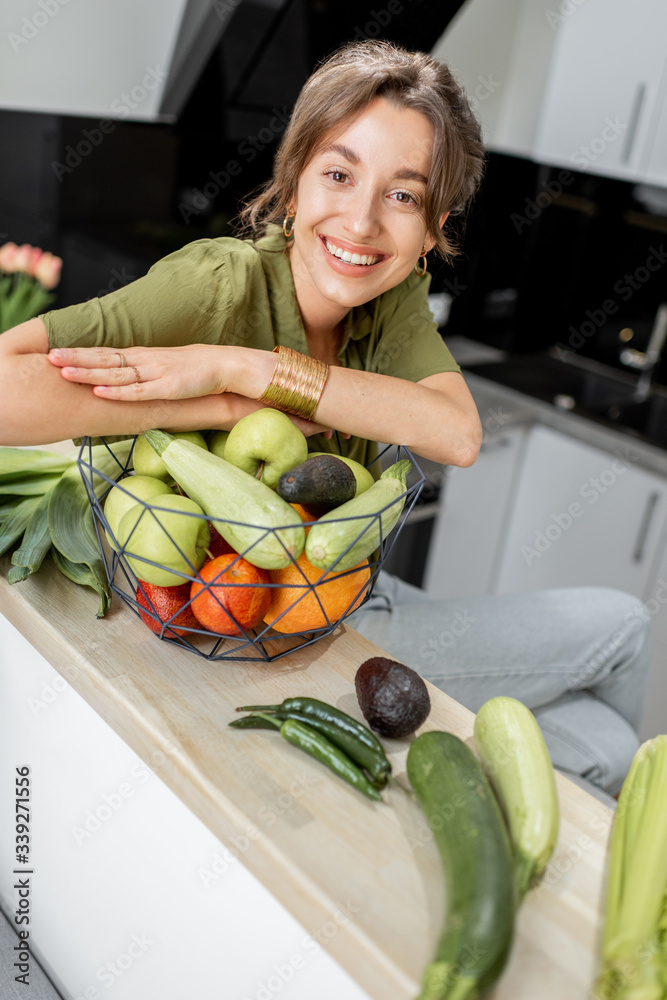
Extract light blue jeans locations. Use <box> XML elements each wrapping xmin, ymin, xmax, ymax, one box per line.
<box><xmin>347</xmin><ymin>572</ymin><xmax>653</xmax><ymax>797</ymax></box>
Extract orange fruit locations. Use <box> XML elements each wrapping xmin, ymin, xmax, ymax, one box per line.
<box><xmin>263</xmin><ymin>552</ymin><xmax>371</xmax><ymax>634</ymax></box>
<box><xmin>290</xmin><ymin>503</ymin><xmax>316</xmax><ymax>533</ymax></box>
<box><xmin>136</xmin><ymin>581</ymin><xmax>200</xmax><ymax>638</ymax></box>
<box><xmin>190</xmin><ymin>553</ymin><xmax>271</xmax><ymax>636</ymax></box>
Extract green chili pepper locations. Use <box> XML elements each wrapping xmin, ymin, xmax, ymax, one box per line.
<box><xmin>228</xmin><ymin>715</ymin><xmax>282</xmax><ymax>731</ymax></box>
<box><xmin>279</xmin><ymin>719</ymin><xmax>383</xmax><ymax>802</ymax></box>
<box><xmin>229</xmin><ymin>711</ymin><xmax>383</xmax><ymax>802</ymax></box>
<box><xmin>270</xmin><ymin>710</ymin><xmax>390</xmax><ymax>788</ymax></box>
<box><xmin>236</xmin><ymin>697</ymin><xmax>392</xmax><ymax>788</ymax></box>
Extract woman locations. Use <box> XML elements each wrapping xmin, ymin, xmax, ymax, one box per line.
<box><xmin>0</xmin><ymin>41</ymin><xmax>650</xmax><ymax>797</ymax></box>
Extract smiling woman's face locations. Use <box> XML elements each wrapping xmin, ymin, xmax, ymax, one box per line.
<box><xmin>288</xmin><ymin>97</ymin><xmax>439</xmax><ymax>327</ymax></box>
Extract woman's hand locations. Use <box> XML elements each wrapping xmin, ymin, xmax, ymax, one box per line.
<box><xmin>47</xmin><ymin>343</ymin><xmax>232</xmax><ymax>401</ymax></box>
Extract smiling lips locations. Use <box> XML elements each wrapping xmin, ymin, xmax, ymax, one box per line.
<box><xmin>322</xmin><ymin>237</ymin><xmax>383</xmax><ymax>267</ymax></box>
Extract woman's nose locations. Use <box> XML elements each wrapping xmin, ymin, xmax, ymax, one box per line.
<box><xmin>343</xmin><ymin>188</ymin><xmax>381</xmax><ymax>239</ymax></box>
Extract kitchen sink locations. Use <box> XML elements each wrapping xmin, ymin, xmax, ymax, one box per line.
<box><xmin>465</xmin><ymin>350</ymin><xmax>667</xmax><ymax>450</ymax></box>
<box><xmin>590</xmin><ymin>393</ymin><xmax>667</xmax><ymax>449</ymax></box>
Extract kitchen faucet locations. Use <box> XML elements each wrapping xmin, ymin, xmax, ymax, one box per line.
<box><xmin>620</xmin><ymin>303</ymin><xmax>667</xmax><ymax>402</ymax></box>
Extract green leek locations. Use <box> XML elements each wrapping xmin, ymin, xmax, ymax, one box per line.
<box><xmin>0</xmin><ymin>497</ymin><xmax>42</xmax><ymax>557</ymax></box>
<box><xmin>48</xmin><ymin>440</ymin><xmax>132</xmax><ymax>617</ymax></box>
<box><xmin>0</xmin><ymin>473</ymin><xmax>64</xmax><ymax>495</ymax></box>
<box><xmin>0</xmin><ymin>447</ymin><xmax>74</xmax><ymax>482</ymax></box>
<box><xmin>8</xmin><ymin>490</ymin><xmax>53</xmax><ymax>582</ymax></box>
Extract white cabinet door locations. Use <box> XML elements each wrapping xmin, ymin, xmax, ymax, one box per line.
<box><xmin>533</xmin><ymin>0</ymin><xmax>667</xmax><ymax>182</ymax></box>
<box><xmin>494</xmin><ymin>425</ymin><xmax>667</xmax><ymax>597</ymax></box>
<box><xmin>423</xmin><ymin>426</ymin><xmax>529</xmax><ymax>599</ymax></box>
<box><xmin>0</xmin><ymin>614</ymin><xmax>372</xmax><ymax>1000</ymax></box>
<box><xmin>638</xmin><ymin>544</ymin><xmax>667</xmax><ymax>739</ymax></box>
<box><xmin>642</xmin><ymin>60</ymin><xmax>667</xmax><ymax>187</ymax></box>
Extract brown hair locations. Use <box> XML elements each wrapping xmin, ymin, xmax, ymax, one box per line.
<box><xmin>236</xmin><ymin>39</ymin><xmax>485</xmax><ymax>260</ymax></box>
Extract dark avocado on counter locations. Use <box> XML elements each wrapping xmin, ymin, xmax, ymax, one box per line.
<box><xmin>355</xmin><ymin>656</ymin><xmax>431</xmax><ymax>738</ymax></box>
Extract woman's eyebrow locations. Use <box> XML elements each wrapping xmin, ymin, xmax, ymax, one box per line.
<box><xmin>321</xmin><ymin>142</ymin><xmax>428</xmax><ymax>185</ymax></box>
<box><xmin>322</xmin><ymin>142</ymin><xmax>360</xmax><ymax>164</ymax></box>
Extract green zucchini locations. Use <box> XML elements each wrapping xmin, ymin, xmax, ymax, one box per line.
<box><xmin>473</xmin><ymin>697</ymin><xmax>560</xmax><ymax>902</ymax></box>
<box><xmin>406</xmin><ymin>731</ymin><xmax>516</xmax><ymax>1000</ymax></box>
<box><xmin>304</xmin><ymin>459</ymin><xmax>411</xmax><ymax>572</ymax></box>
<box><xmin>143</xmin><ymin>429</ymin><xmax>305</xmax><ymax>570</ymax></box>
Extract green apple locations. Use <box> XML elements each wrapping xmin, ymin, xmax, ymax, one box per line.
<box><xmin>104</xmin><ymin>475</ymin><xmax>173</xmax><ymax>550</ymax></box>
<box><xmin>308</xmin><ymin>452</ymin><xmax>375</xmax><ymax>496</ymax></box>
<box><xmin>224</xmin><ymin>408</ymin><xmax>308</xmax><ymax>490</ymax></box>
<box><xmin>117</xmin><ymin>494</ymin><xmax>210</xmax><ymax>587</ymax></box>
<box><xmin>209</xmin><ymin>430</ymin><xmax>229</xmax><ymax>460</ymax></box>
<box><xmin>133</xmin><ymin>430</ymin><xmax>208</xmax><ymax>481</ymax></box>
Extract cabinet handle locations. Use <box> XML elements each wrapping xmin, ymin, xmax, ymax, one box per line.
<box><xmin>633</xmin><ymin>490</ymin><xmax>660</xmax><ymax>563</ymax></box>
<box><xmin>621</xmin><ymin>83</ymin><xmax>646</xmax><ymax>164</ymax></box>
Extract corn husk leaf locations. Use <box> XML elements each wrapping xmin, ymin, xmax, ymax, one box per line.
<box><xmin>8</xmin><ymin>490</ymin><xmax>52</xmax><ymax>581</ymax></box>
<box><xmin>593</xmin><ymin>735</ymin><xmax>667</xmax><ymax>1000</ymax></box>
<box><xmin>0</xmin><ymin>447</ymin><xmax>74</xmax><ymax>482</ymax></box>
<box><xmin>0</xmin><ymin>496</ymin><xmax>42</xmax><ymax>557</ymax></box>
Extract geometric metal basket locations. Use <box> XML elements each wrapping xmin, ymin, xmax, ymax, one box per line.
<box><xmin>77</xmin><ymin>437</ymin><xmax>425</xmax><ymax>663</ymax></box>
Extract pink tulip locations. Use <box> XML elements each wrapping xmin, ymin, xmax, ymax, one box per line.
<box><xmin>0</xmin><ymin>242</ymin><xmax>19</xmax><ymax>273</ymax></box>
<box><xmin>34</xmin><ymin>251</ymin><xmax>62</xmax><ymax>290</ymax></box>
<box><xmin>26</xmin><ymin>246</ymin><xmax>43</xmax><ymax>277</ymax></box>
<box><xmin>13</xmin><ymin>244</ymin><xmax>33</xmax><ymax>274</ymax></box>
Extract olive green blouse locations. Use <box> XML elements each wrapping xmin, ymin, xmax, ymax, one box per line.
<box><xmin>41</xmin><ymin>225</ymin><xmax>460</xmax><ymax>468</ymax></box>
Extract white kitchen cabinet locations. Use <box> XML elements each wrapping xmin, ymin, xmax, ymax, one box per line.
<box><xmin>0</xmin><ymin>613</ymin><xmax>371</xmax><ymax>1000</ymax></box>
<box><xmin>423</xmin><ymin>425</ymin><xmax>529</xmax><ymax>598</ymax></box>
<box><xmin>637</xmin><ymin>515</ymin><xmax>667</xmax><ymax>739</ymax></box>
<box><xmin>432</xmin><ymin>0</ymin><xmax>563</xmax><ymax>159</ymax></box>
<box><xmin>494</xmin><ymin>425</ymin><xmax>667</xmax><ymax>597</ymax></box>
<box><xmin>425</xmin><ymin>423</ymin><xmax>667</xmax><ymax>601</ymax></box>
<box><xmin>532</xmin><ymin>0</ymin><xmax>667</xmax><ymax>183</ymax></box>
<box><xmin>424</xmin><ymin>420</ymin><xmax>667</xmax><ymax>738</ymax></box>
<box><xmin>643</xmin><ymin>69</ymin><xmax>667</xmax><ymax>187</ymax></box>
<box><xmin>434</xmin><ymin>0</ymin><xmax>667</xmax><ymax>184</ymax></box>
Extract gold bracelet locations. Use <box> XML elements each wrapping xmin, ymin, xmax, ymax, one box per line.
<box><xmin>258</xmin><ymin>345</ymin><xmax>329</xmax><ymax>421</ymax></box>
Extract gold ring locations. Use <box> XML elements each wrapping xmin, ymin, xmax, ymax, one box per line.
<box><xmin>116</xmin><ymin>352</ymin><xmax>126</xmax><ymax>368</ymax></box>
<box><xmin>130</xmin><ymin>366</ymin><xmax>141</xmax><ymax>383</ymax></box>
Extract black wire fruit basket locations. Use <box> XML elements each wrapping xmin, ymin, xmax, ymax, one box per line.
<box><xmin>77</xmin><ymin>436</ymin><xmax>426</xmax><ymax>662</ymax></box>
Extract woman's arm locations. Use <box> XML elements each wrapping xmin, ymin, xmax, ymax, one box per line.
<box><xmin>0</xmin><ymin>320</ymin><xmax>318</xmax><ymax>446</ymax></box>
<box><xmin>231</xmin><ymin>356</ymin><xmax>481</xmax><ymax>467</ymax></box>
<box><xmin>318</xmin><ymin>368</ymin><xmax>481</xmax><ymax>467</ymax></box>
<box><xmin>43</xmin><ymin>337</ymin><xmax>481</xmax><ymax>466</ymax></box>
<box><xmin>231</xmin><ymin>359</ymin><xmax>481</xmax><ymax>468</ymax></box>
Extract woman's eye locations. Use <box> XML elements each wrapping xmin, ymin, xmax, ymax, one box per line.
<box><xmin>392</xmin><ymin>190</ymin><xmax>418</xmax><ymax>205</ymax></box>
<box><xmin>326</xmin><ymin>170</ymin><xmax>348</xmax><ymax>183</ymax></box>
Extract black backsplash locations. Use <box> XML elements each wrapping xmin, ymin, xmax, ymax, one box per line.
<box><xmin>432</xmin><ymin>153</ymin><xmax>667</xmax><ymax>387</ymax></box>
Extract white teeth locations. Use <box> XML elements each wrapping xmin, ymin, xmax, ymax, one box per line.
<box><xmin>324</xmin><ymin>238</ymin><xmax>381</xmax><ymax>266</ymax></box>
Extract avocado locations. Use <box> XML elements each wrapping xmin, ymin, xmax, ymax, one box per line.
<box><xmin>355</xmin><ymin>657</ymin><xmax>431</xmax><ymax>739</ymax></box>
<box><xmin>277</xmin><ymin>454</ymin><xmax>356</xmax><ymax>517</ymax></box>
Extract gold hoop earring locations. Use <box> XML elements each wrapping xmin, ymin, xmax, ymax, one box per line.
<box><xmin>415</xmin><ymin>245</ymin><xmax>428</xmax><ymax>277</ymax></box>
<box><xmin>282</xmin><ymin>213</ymin><xmax>295</xmax><ymax>239</ymax></box>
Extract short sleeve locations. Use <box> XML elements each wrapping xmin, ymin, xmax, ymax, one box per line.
<box><xmin>40</xmin><ymin>238</ymin><xmax>264</xmax><ymax>351</ymax></box>
<box><xmin>365</xmin><ymin>271</ymin><xmax>461</xmax><ymax>382</ymax></box>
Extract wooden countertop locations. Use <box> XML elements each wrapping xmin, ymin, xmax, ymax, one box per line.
<box><xmin>0</xmin><ymin>554</ymin><xmax>613</xmax><ymax>1000</ymax></box>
